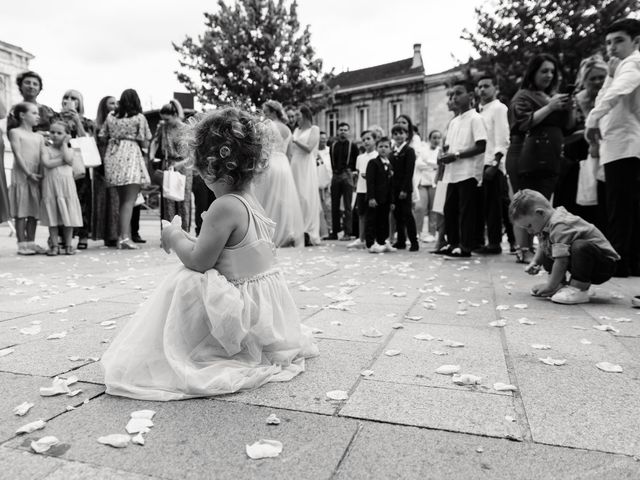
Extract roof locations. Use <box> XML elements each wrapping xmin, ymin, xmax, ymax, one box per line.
<box><xmin>328</xmin><ymin>57</ymin><xmax>423</xmax><ymax>90</ymax></box>
<box><xmin>0</xmin><ymin>40</ymin><xmax>34</xmax><ymax>58</ymax></box>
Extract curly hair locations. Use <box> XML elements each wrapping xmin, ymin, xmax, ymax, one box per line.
<box><xmin>16</xmin><ymin>71</ymin><xmax>43</xmax><ymax>91</ymax></box>
<box><xmin>191</xmin><ymin>107</ymin><xmax>270</xmax><ymax>189</ymax></box>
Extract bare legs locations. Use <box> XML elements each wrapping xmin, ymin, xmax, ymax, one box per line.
<box><xmin>116</xmin><ymin>184</ymin><xmax>140</xmax><ymax>242</ymax></box>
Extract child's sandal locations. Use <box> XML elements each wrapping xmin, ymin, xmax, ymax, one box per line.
<box><xmin>46</xmin><ymin>246</ymin><xmax>60</xmax><ymax>256</ymax></box>
<box><xmin>515</xmin><ymin>248</ymin><xmax>529</xmax><ymax>264</ymax></box>
<box><xmin>64</xmin><ymin>246</ymin><xmax>76</xmax><ymax>256</ymax></box>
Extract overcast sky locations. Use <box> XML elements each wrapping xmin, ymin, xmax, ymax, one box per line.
<box><xmin>1</xmin><ymin>0</ymin><xmax>483</xmax><ymax>117</ymax></box>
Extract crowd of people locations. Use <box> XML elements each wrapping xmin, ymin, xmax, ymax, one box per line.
<box><xmin>0</xmin><ymin>19</ymin><xmax>639</xmax><ymax>306</ymax></box>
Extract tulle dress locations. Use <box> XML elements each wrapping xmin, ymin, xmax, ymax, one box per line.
<box><xmin>290</xmin><ymin>126</ymin><xmax>321</xmax><ymax>244</ymax></box>
<box><xmin>39</xmin><ymin>150</ymin><xmax>82</xmax><ymax>227</ymax></box>
<box><xmin>254</xmin><ymin>121</ymin><xmax>305</xmax><ymax>247</ymax></box>
<box><xmin>101</xmin><ymin>193</ymin><xmax>318</xmax><ymax>401</ymax></box>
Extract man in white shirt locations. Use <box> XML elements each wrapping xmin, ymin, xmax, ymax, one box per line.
<box><xmin>585</xmin><ymin>18</ymin><xmax>640</xmax><ymax>277</ymax></box>
<box><xmin>476</xmin><ymin>75</ymin><xmax>510</xmax><ymax>254</ymax></box>
<box><xmin>438</xmin><ymin>80</ymin><xmax>487</xmax><ymax>257</ymax></box>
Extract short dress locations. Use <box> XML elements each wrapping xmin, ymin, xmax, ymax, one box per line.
<box><xmin>100</xmin><ymin>113</ymin><xmax>151</xmax><ymax>186</ymax></box>
<box><xmin>39</xmin><ymin>150</ymin><xmax>82</xmax><ymax>227</ymax></box>
<box><xmin>101</xmin><ymin>193</ymin><xmax>319</xmax><ymax>401</ymax></box>
<box><xmin>8</xmin><ymin>132</ymin><xmax>44</xmax><ymax>219</ymax></box>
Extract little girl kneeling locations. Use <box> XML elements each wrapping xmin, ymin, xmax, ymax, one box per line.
<box><xmin>101</xmin><ymin>107</ymin><xmax>318</xmax><ymax>401</ymax></box>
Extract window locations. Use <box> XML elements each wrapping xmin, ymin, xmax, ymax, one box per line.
<box><xmin>389</xmin><ymin>101</ymin><xmax>402</xmax><ymax>126</ymax></box>
<box><xmin>327</xmin><ymin>111</ymin><xmax>338</xmax><ymax>138</ymax></box>
<box><xmin>356</xmin><ymin>106</ymin><xmax>369</xmax><ymax>134</ymax></box>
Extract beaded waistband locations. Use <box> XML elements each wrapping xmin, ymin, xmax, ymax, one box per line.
<box><xmin>229</xmin><ymin>268</ymin><xmax>281</xmax><ymax>286</ymax></box>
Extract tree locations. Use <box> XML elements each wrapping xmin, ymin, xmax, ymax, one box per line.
<box><xmin>174</xmin><ymin>0</ymin><xmax>332</xmax><ymax>110</ymax></box>
<box><xmin>462</xmin><ymin>0</ymin><xmax>639</xmax><ymax>100</ymax></box>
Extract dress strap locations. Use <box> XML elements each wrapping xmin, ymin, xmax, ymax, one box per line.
<box><xmin>226</xmin><ymin>194</ymin><xmax>275</xmax><ymax>243</ymax></box>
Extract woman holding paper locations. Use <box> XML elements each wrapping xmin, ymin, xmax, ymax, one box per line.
<box><xmin>58</xmin><ymin>90</ymin><xmax>95</xmax><ymax>250</ymax></box>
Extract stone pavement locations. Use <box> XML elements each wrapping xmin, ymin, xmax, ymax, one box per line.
<box><xmin>1</xmin><ymin>220</ymin><xmax>639</xmax><ymax>479</ymax></box>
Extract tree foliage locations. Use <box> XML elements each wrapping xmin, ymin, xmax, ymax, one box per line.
<box><xmin>462</xmin><ymin>0</ymin><xmax>640</xmax><ymax>100</ymax></box>
<box><xmin>174</xmin><ymin>0</ymin><xmax>331</xmax><ymax>110</ymax></box>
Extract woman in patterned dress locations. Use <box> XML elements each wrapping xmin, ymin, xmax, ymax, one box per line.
<box><xmin>99</xmin><ymin>89</ymin><xmax>151</xmax><ymax>250</ymax></box>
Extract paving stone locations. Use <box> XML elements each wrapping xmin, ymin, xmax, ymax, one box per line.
<box><xmin>44</xmin><ymin>461</ymin><xmax>163</xmax><ymax>480</ymax></box>
<box><xmin>335</xmin><ymin>421</ymin><xmax>640</xmax><ymax>480</ymax></box>
<box><xmin>512</xmin><ymin>356</ymin><xmax>640</xmax><ymax>456</ymax></box>
<box><xmin>340</xmin><ymin>380</ymin><xmax>520</xmax><ymax>439</ymax></box>
<box><xmin>583</xmin><ymin>303</ymin><xmax>640</xmax><ymax>338</ymax></box>
<box><xmin>0</xmin><ymin>311</ymin><xmax>26</xmax><ymax>322</ymax></box>
<box><xmin>618</xmin><ymin>336</ymin><xmax>640</xmax><ymax>360</ymax></box>
<box><xmin>4</xmin><ymin>395</ymin><xmax>358</xmax><ymax>480</ymax></box>
<box><xmin>367</xmin><ymin>323</ymin><xmax>511</xmax><ymax>395</ymax></box>
<box><xmin>0</xmin><ymin>372</ymin><xmax>105</xmax><ymax>442</ymax></box>
<box><xmin>0</xmin><ymin>446</ymin><xmax>63</xmax><ymax>480</ymax></box>
<box><xmin>303</xmin><ymin>309</ymin><xmax>397</xmax><ymax>344</ymax></box>
<box><xmin>223</xmin><ymin>339</ymin><xmax>379</xmax><ymax>414</ymax></box>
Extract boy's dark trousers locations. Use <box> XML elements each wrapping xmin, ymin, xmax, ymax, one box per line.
<box><xmin>444</xmin><ymin>178</ymin><xmax>478</xmax><ymax>253</ymax></box>
<box><xmin>484</xmin><ymin>167</ymin><xmax>504</xmax><ymax>247</ymax></box>
<box><xmin>331</xmin><ymin>172</ymin><xmax>353</xmax><ymax>237</ymax></box>
<box><xmin>393</xmin><ymin>196</ymin><xmax>417</xmax><ymax>247</ymax></box>
<box><xmin>541</xmin><ymin>239</ymin><xmax>617</xmax><ymax>284</ymax></box>
<box><xmin>604</xmin><ymin>157</ymin><xmax>640</xmax><ymax>276</ymax></box>
<box><xmin>365</xmin><ymin>203</ymin><xmax>390</xmax><ymax>248</ymax></box>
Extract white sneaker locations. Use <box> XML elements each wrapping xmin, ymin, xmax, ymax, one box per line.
<box><xmin>551</xmin><ymin>286</ymin><xmax>590</xmax><ymax>305</ymax></box>
<box><xmin>369</xmin><ymin>242</ymin><xmax>385</xmax><ymax>254</ymax></box>
<box><xmin>382</xmin><ymin>241</ymin><xmax>397</xmax><ymax>252</ymax></box>
<box><xmin>347</xmin><ymin>238</ymin><xmax>365</xmax><ymax>249</ymax></box>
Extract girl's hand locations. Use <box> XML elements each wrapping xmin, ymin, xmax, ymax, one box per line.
<box><xmin>548</xmin><ymin>94</ymin><xmax>570</xmax><ymax>111</ymax></box>
<box><xmin>160</xmin><ymin>216</ymin><xmax>183</xmax><ymax>253</ymax></box>
<box><xmin>29</xmin><ymin>172</ymin><xmax>42</xmax><ymax>182</ymax></box>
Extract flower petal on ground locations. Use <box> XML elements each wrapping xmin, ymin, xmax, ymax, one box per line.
<box><xmin>489</xmin><ymin>320</ymin><xmax>507</xmax><ymax>327</ymax></box>
<box><xmin>444</xmin><ymin>340</ymin><xmax>465</xmax><ymax>348</ymax></box>
<box><xmin>246</xmin><ymin>439</ymin><xmax>283</xmax><ymax>459</ymax></box>
<box><xmin>493</xmin><ymin>382</ymin><xmax>518</xmax><ymax>392</ymax></box>
<box><xmin>39</xmin><ymin>377</ymin><xmax>71</xmax><ymax>396</ymax></box>
<box><xmin>514</xmin><ymin>304</ymin><xmax>528</xmax><ymax>309</ymax></box>
<box><xmin>496</xmin><ymin>305</ymin><xmax>510</xmax><ymax>311</ymax></box>
<box><xmin>518</xmin><ymin>318</ymin><xmax>536</xmax><ymax>325</ymax></box>
<box><xmin>384</xmin><ymin>349</ymin><xmax>401</xmax><ymax>356</ymax></box>
<box><xmin>266</xmin><ymin>414</ymin><xmax>281</xmax><ymax>425</ymax></box>
<box><xmin>16</xmin><ymin>419</ymin><xmax>46</xmax><ymax>434</ymax></box>
<box><xmin>435</xmin><ymin>365</ymin><xmax>461</xmax><ymax>375</ymax></box>
<box><xmin>13</xmin><ymin>402</ymin><xmax>34</xmax><ymax>416</ymax></box>
<box><xmin>326</xmin><ymin>390</ymin><xmax>349</xmax><ymax>400</ymax></box>
<box><xmin>0</xmin><ymin>348</ymin><xmax>15</xmax><ymax>357</ymax></box>
<box><xmin>361</xmin><ymin>327</ymin><xmax>383</xmax><ymax>338</ymax></box>
<box><xmin>126</xmin><ymin>418</ymin><xmax>154</xmax><ymax>434</ymax></box>
<box><xmin>46</xmin><ymin>331</ymin><xmax>67</xmax><ymax>340</ymax></box>
<box><xmin>539</xmin><ymin>357</ymin><xmax>567</xmax><ymax>366</ymax></box>
<box><xmin>20</xmin><ymin>325</ymin><xmax>41</xmax><ymax>335</ymax></box>
<box><xmin>593</xmin><ymin>325</ymin><xmax>619</xmax><ymax>333</ymax></box>
<box><xmin>531</xmin><ymin>344</ymin><xmax>551</xmax><ymax>350</ymax></box>
<box><xmin>360</xmin><ymin>370</ymin><xmax>374</xmax><ymax>377</ymax></box>
<box><xmin>452</xmin><ymin>374</ymin><xmax>482</xmax><ymax>385</ymax></box>
<box><xmin>596</xmin><ymin>362</ymin><xmax>623</xmax><ymax>373</ymax></box>
<box><xmin>414</xmin><ymin>333</ymin><xmax>435</xmax><ymax>341</ymax></box>
<box><xmin>580</xmin><ymin>339</ymin><xmax>592</xmax><ymax>345</ymax></box>
<box><xmin>131</xmin><ymin>432</ymin><xmax>145</xmax><ymax>445</ymax></box>
<box><xmin>31</xmin><ymin>436</ymin><xmax>59</xmax><ymax>453</ymax></box>
<box><xmin>98</xmin><ymin>434</ymin><xmax>131</xmax><ymax>448</ymax></box>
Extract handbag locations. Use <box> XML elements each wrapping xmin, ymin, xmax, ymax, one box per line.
<box><xmin>71</xmin><ymin>148</ymin><xmax>86</xmax><ymax>180</ymax></box>
<box><xmin>576</xmin><ymin>155</ymin><xmax>598</xmax><ymax>206</ymax></box>
<box><xmin>518</xmin><ymin>127</ymin><xmax>562</xmax><ymax>176</ymax></box>
<box><xmin>69</xmin><ymin>137</ymin><xmax>101</xmax><ymax>168</ymax></box>
<box><xmin>432</xmin><ymin>181</ymin><xmax>448</xmax><ymax>214</ymax></box>
<box><xmin>162</xmin><ymin>167</ymin><xmax>186</xmax><ymax>201</ymax></box>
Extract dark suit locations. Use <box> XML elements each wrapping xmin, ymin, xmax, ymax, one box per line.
<box><xmin>365</xmin><ymin>156</ymin><xmax>393</xmax><ymax>247</ymax></box>
<box><xmin>390</xmin><ymin>144</ymin><xmax>418</xmax><ymax>248</ymax></box>
<box><xmin>330</xmin><ymin>140</ymin><xmax>359</xmax><ymax>236</ymax></box>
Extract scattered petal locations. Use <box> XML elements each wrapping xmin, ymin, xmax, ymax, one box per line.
<box><xmin>0</xmin><ymin>348</ymin><xmax>15</xmax><ymax>357</ymax></box>
<box><xmin>384</xmin><ymin>349</ymin><xmax>401</xmax><ymax>357</ymax></box>
<box><xmin>572</xmin><ymin>326</ymin><xmax>588</xmax><ymax>330</ymax></box>
<box><xmin>413</xmin><ymin>333</ymin><xmax>435</xmax><ymax>341</ymax></box>
<box><xmin>46</xmin><ymin>331</ymin><xmax>67</xmax><ymax>340</ymax></box>
<box><xmin>130</xmin><ymin>410</ymin><xmax>156</xmax><ymax>420</ymax></box>
<box><xmin>539</xmin><ymin>357</ymin><xmax>567</xmax><ymax>366</ymax></box>
<box><xmin>65</xmin><ymin>406</ymin><xmax>76</xmax><ymax>411</ymax></box>
<box><xmin>246</xmin><ymin>439</ymin><xmax>283</xmax><ymax>459</ymax></box>
<box><xmin>326</xmin><ymin>390</ymin><xmax>349</xmax><ymax>401</ymax></box>
<box><xmin>593</xmin><ymin>325</ymin><xmax>619</xmax><ymax>333</ymax></box>
<box><xmin>98</xmin><ymin>434</ymin><xmax>130</xmax><ymax>448</ymax></box>
<box><xmin>435</xmin><ymin>365</ymin><xmax>461</xmax><ymax>375</ymax></box>
<box><xmin>361</xmin><ymin>327</ymin><xmax>383</xmax><ymax>338</ymax></box>
<box><xmin>360</xmin><ymin>369</ymin><xmax>374</xmax><ymax>377</ymax></box>
<box><xmin>444</xmin><ymin>340</ymin><xmax>465</xmax><ymax>348</ymax></box>
<box><xmin>311</xmin><ymin>328</ymin><xmax>323</xmax><ymax>334</ymax></box>
<box><xmin>100</xmin><ymin>321</ymin><xmax>116</xmax><ymax>326</ymax></box>
<box><xmin>496</xmin><ymin>305</ymin><xmax>510</xmax><ymax>311</ymax></box>
<box><xmin>505</xmin><ymin>415</ymin><xmax>516</xmax><ymax>422</ymax></box>
<box><xmin>266</xmin><ymin>414</ymin><xmax>281</xmax><ymax>425</ymax></box>
<box><xmin>67</xmin><ymin>356</ymin><xmax>82</xmax><ymax>362</ymax></box>
<box><xmin>20</xmin><ymin>325</ymin><xmax>42</xmax><ymax>335</ymax></box>
<box><xmin>16</xmin><ymin>419</ymin><xmax>46</xmax><ymax>434</ymax></box>
<box><xmin>67</xmin><ymin>389</ymin><xmax>82</xmax><ymax>397</ymax></box>
<box><xmin>493</xmin><ymin>382</ymin><xmax>518</xmax><ymax>392</ymax></box>
<box><xmin>476</xmin><ymin>446</ymin><xmax>484</xmax><ymax>453</ymax></box>
<box><xmin>31</xmin><ymin>436</ymin><xmax>59</xmax><ymax>453</ymax></box>
<box><xmin>13</xmin><ymin>402</ymin><xmax>34</xmax><ymax>416</ymax></box>
<box><xmin>432</xmin><ymin>350</ymin><xmax>448</xmax><ymax>356</ymax></box>
<box><xmin>392</xmin><ymin>292</ymin><xmax>407</xmax><ymax>297</ymax></box>
<box><xmin>422</xmin><ymin>302</ymin><xmax>436</xmax><ymax>310</ymax></box>
<box><xmin>531</xmin><ymin>344</ymin><xmax>551</xmax><ymax>350</ymax></box>
<box><xmin>514</xmin><ymin>304</ymin><xmax>528</xmax><ymax>309</ymax></box>
<box><xmin>580</xmin><ymin>339</ymin><xmax>592</xmax><ymax>345</ymax></box>
<box><xmin>596</xmin><ymin>362</ymin><xmax>623</xmax><ymax>373</ymax></box>
<box><xmin>489</xmin><ymin>320</ymin><xmax>507</xmax><ymax>327</ymax></box>
<box><xmin>391</xmin><ymin>323</ymin><xmax>404</xmax><ymax>329</ymax></box>
<box><xmin>330</xmin><ymin>321</ymin><xmax>342</xmax><ymax>326</ymax></box>
<box><xmin>131</xmin><ymin>432</ymin><xmax>145</xmax><ymax>445</ymax></box>
<box><xmin>518</xmin><ymin>318</ymin><xmax>536</xmax><ymax>325</ymax></box>
<box><xmin>65</xmin><ymin>376</ymin><xmax>79</xmax><ymax>386</ymax></box>
<box><xmin>126</xmin><ymin>417</ymin><xmax>154</xmax><ymax>434</ymax></box>
<box><xmin>614</xmin><ymin>317</ymin><xmax>632</xmax><ymax>323</ymax></box>
<box><xmin>40</xmin><ymin>377</ymin><xmax>71</xmax><ymax>396</ymax></box>
<box><xmin>452</xmin><ymin>374</ymin><xmax>482</xmax><ymax>385</ymax></box>
<box><xmin>456</xmin><ymin>310</ymin><xmax>468</xmax><ymax>316</ymax></box>
<box><xmin>404</xmin><ymin>315</ymin><xmax>423</xmax><ymax>321</ymax></box>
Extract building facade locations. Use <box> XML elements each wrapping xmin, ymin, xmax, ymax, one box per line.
<box><xmin>0</xmin><ymin>40</ymin><xmax>34</xmax><ymax>123</ymax></box>
<box><xmin>314</xmin><ymin>44</ymin><xmax>465</xmax><ymax>140</ymax></box>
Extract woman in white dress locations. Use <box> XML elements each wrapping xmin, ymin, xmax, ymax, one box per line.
<box><xmin>290</xmin><ymin>105</ymin><xmax>321</xmax><ymax>246</ymax></box>
<box><xmin>253</xmin><ymin>101</ymin><xmax>304</xmax><ymax>247</ymax></box>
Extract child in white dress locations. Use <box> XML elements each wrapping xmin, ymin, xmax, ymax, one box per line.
<box><xmin>101</xmin><ymin>107</ymin><xmax>318</xmax><ymax>401</ymax></box>
<box><xmin>40</xmin><ymin>121</ymin><xmax>83</xmax><ymax>255</ymax></box>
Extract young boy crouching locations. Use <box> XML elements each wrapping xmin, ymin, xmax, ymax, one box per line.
<box><xmin>509</xmin><ymin>189</ymin><xmax>620</xmax><ymax>304</ymax></box>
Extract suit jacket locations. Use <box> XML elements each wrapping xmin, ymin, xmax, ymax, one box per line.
<box><xmin>366</xmin><ymin>156</ymin><xmax>393</xmax><ymax>204</ymax></box>
<box><xmin>390</xmin><ymin>143</ymin><xmax>416</xmax><ymax>196</ymax></box>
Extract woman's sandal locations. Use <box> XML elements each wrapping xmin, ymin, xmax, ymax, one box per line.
<box><xmin>515</xmin><ymin>248</ymin><xmax>529</xmax><ymax>264</ymax></box>
<box><xmin>118</xmin><ymin>238</ymin><xmax>139</xmax><ymax>250</ymax></box>
<box><xmin>46</xmin><ymin>246</ymin><xmax>60</xmax><ymax>256</ymax></box>
<box><xmin>77</xmin><ymin>239</ymin><xmax>88</xmax><ymax>250</ymax></box>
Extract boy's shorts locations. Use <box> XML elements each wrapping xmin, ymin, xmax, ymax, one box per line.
<box><xmin>355</xmin><ymin>192</ymin><xmax>368</xmax><ymax>215</ymax></box>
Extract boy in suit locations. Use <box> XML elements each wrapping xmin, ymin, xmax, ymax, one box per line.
<box><xmin>365</xmin><ymin>137</ymin><xmax>395</xmax><ymax>253</ymax></box>
<box><xmin>390</xmin><ymin>124</ymin><xmax>419</xmax><ymax>251</ymax></box>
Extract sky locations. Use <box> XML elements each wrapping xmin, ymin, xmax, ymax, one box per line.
<box><xmin>1</xmin><ymin>0</ymin><xmax>483</xmax><ymax>117</ymax></box>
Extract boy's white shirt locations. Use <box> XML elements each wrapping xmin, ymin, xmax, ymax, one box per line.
<box><xmin>585</xmin><ymin>50</ymin><xmax>640</xmax><ymax>164</ymax></box>
<box><xmin>443</xmin><ymin>109</ymin><xmax>488</xmax><ymax>184</ymax></box>
<box><xmin>479</xmin><ymin>99</ymin><xmax>510</xmax><ymax>173</ymax></box>
<box><xmin>355</xmin><ymin>150</ymin><xmax>378</xmax><ymax>193</ymax></box>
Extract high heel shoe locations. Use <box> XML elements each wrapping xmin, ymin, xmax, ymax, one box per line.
<box><xmin>118</xmin><ymin>238</ymin><xmax>139</xmax><ymax>250</ymax></box>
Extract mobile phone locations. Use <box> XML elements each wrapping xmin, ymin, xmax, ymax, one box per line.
<box><xmin>62</xmin><ymin>99</ymin><xmax>75</xmax><ymax>111</ymax></box>
<box><xmin>562</xmin><ymin>84</ymin><xmax>576</xmax><ymax>95</ymax></box>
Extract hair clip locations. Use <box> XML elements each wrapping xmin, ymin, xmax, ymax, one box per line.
<box><xmin>219</xmin><ymin>145</ymin><xmax>231</xmax><ymax>159</ymax></box>
<box><xmin>225</xmin><ymin>160</ymin><xmax>237</xmax><ymax>170</ymax></box>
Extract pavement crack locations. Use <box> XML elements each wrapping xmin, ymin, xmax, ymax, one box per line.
<box><xmin>330</xmin><ymin>422</ymin><xmax>364</xmax><ymax>479</ymax></box>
